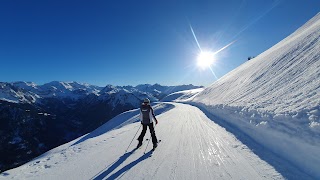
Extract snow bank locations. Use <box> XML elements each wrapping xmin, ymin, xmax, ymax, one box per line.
<box><xmin>192</xmin><ymin>13</ymin><xmax>320</xmax><ymax>178</ymax></box>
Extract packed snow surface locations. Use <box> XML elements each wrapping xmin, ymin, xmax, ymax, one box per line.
<box><xmin>192</xmin><ymin>13</ymin><xmax>320</xmax><ymax>178</ymax></box>
<box><xmin>2</xmin><ymin>103</ymin><xmax>310</xmax><ymax>180</ymax></box>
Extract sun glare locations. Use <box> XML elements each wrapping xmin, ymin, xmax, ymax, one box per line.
<box><xmin>197</xmin><ymin>51</ymin><xmax>215</xmax><ymax>69</ymax></box>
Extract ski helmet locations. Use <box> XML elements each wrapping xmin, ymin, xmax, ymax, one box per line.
<box><xmin>143</xmin><ymin>98</ymin><xmax>150</xmax><ymax>104</ymax></box>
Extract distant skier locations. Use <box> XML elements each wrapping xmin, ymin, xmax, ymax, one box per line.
<box><xmin>137</xmin><ymin>98</ymin><xmax>158</xmax><ymax>150</ymax></box>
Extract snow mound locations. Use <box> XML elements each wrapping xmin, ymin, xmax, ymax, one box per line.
<box><xmin>192</xmin><ymin>12</ymin><xmax>320</xmax><ymax>178</ymax></box>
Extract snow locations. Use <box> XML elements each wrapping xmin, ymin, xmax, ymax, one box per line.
<box><xmin>192</xmin><ymin>12</ymin><xmax>320</xmax><ymax>178</ymax></box>
<box><xmin>38</xmin><ymin>81</ymin><xmax>102</xmax><ymax>99</ymax></box>
<box><xmin>0</xmin><ymin>83</ymin><xmax>38</xmax><ymax>103</ymax></box>
<box><xmin>161</xmin><ymin>88</ymin><xmax>204</xmax><ymax>102</ymax></box>
<box><xmin>12</xmin><ymin>81</ymin><xmax>38</xmax><ymax>91</ymax></box>
<box><xmin>2</xmin><ymin>103</ymin><xmax>307</xmax><ymax>180</ymax></box>
<box><xmin>0</xmin><ymin>92</ymin><xmax>19</xmax><ymax>103</ymax></box>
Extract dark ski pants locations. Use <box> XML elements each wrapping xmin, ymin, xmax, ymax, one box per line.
<box><xmin>137</xmin><ymin>123</ymin><xmax>158</xmax><ymax>145</ymax></box>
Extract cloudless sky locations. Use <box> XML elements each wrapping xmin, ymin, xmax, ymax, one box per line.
<box><xmin>0</xmin><ymin>0</ymin><xmax>319</xmax><ymax>87</ymax></box>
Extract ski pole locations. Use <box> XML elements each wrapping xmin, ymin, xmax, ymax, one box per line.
<box><xmin>143</xmin><ymin>133</ymin><xmax>152</xmax><ymax>154</ymax></box>
<box><xmin>125</xmin><ymin>124</ymin><xmax>141</xmax><ymax>152</ymax></box>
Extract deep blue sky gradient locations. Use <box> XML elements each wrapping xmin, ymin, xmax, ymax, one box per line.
<box><xmin>0</xmin><ymin>0</ymin><xmax>319</xmax><ymax>86</ymax></box>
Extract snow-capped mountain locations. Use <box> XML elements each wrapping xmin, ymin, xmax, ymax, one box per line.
<box><xmin>192</xmin><ymin>12</ymin><xmax>320</xmax><ymax>178</ymax></box>
<box><xmin>1</xmin><ymin>81</ymin><xmax>202</xmax><ymax>104</ymax></box>
<box><xmin>10</xmin><ymin>81</ymin><xmax>102</xmax><ymax>101</ymax></box>
<box><xmin>0</xmin><ymin>82</ymin><xmax>39</xmax><ymax>103</ymax></box>
<box><xmin>0</xmin><ymin>81</ymin><xmax>100</xmax><ymax>103</ymax></box>
<box><xmin>0</xmin><ymin>82</ymin><xmax>202</xmax><ymax>173</ymax></box>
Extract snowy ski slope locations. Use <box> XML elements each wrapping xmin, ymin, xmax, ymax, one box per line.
<box><xmin>2</xmin><ymin>103</ymin><xmax>310</xmax><ymax>180</ymax></box>
<box><xmin>193</xmin><ymin>12</ymin><xmax>320</xmax><ymax>178</ymax></box>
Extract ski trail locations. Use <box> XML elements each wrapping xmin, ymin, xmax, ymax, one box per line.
<box><xmin>116</xmin><ymin>103</ymin><xmax>284</xmax><ymax>180</ymax></box>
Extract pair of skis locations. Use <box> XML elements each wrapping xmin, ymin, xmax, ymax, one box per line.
<box><xmin>135</xmin><ymin>139</ymin><xmax>161</xmax><ymax>155</ymax></box>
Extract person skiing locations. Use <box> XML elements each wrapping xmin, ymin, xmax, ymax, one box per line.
<box><xmin>137</xmin><ymin>98</ymin><xmax>158</xmax><ymax>150</ymax></box>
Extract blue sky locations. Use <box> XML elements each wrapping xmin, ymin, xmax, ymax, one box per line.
<box><xmin>0</xmin><ymin>0</ymin><xmax>319</xmax><ymax>87</ymax></box>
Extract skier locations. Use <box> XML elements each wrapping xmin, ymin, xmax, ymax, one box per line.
<box><xmin>137</xmin><ymin>98</ymin><xmax>159</xmax><ymax>150</ymax></box>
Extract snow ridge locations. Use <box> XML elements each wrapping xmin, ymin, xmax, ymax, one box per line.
<box><xmin>192</xmin><ymin>12</ymin><xmax>320</xmax><ymax>178</ymax></box>
<box><xmin>161</xmin><ymin>88</ymin><xmax>204</xmax><ymax>102</ymax></box>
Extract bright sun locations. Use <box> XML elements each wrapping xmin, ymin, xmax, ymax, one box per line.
<box><xmin>197</xmin><ymin>51</ymin><xmax>215</xmax><ymax>69</ymax></box>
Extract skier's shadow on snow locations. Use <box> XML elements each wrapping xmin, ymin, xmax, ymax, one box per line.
<box><xmin>92</xmin><ymin>149</ymin><xmax>152</xmax><ymax>180</ymax></box>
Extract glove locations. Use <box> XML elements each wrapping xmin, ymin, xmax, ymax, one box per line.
<box><xmin>155</xmin><ymin>119</ymin><xmax>158</xmax><ymax>125</ymax></box>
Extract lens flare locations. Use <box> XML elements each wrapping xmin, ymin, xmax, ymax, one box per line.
<box><xmin>197</xmin><ymin>51</ymin><xmax>215</xmax><ymax>69</ymax></box>
<box><xmin>189</xmin><ymin>23</ymin><xmax>236</xmax><ymax>80</ymax></box>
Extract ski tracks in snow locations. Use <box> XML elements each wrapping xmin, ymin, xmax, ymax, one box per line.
<box><xmin>117</xmin><ymin>103</ymin><xmax>284</xmax><ymax>180</ymax></box>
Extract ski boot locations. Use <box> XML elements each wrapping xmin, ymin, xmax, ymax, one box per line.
<box><xmin>136</xmin><ymin>141</ymin><xmax>142</xmax><ymax>149</ymax></box>
<box><xmin>152</xmin><ymin>143</ymin><xmax>158</xmax><ymax>151</ymax></box>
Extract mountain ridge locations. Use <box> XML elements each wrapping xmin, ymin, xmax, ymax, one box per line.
<box><xmin>1</xmin><ymin>81</ymin><xmax>202</xmax><ymax>104</ymax></box>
